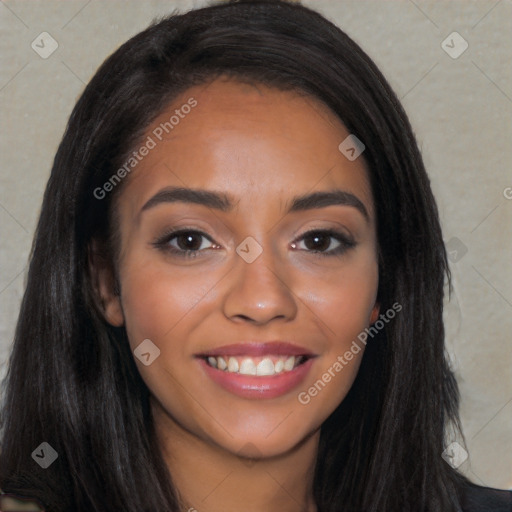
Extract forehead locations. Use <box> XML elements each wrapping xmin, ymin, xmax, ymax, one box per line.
<box><xmin>116</xmin><ymin>78</ymin><xmax>374</xmax><ymax>222</ymax></box>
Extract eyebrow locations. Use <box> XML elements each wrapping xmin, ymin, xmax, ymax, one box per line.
<box><xmin>140</xmin><ymin>186</ymin><xmax>369</xmax><ymax>220</ymax></box>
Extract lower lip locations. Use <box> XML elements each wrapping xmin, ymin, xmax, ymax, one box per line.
<box><xmin>198</xmin><ymin>357</ymin><xmax>315</xmax><ymax>399</ymax></box>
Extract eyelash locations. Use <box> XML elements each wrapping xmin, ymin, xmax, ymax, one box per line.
<box><xmin>152</xmin><ymin>227</ymin><xmax>356</xmax><ymax>259</ymax></box>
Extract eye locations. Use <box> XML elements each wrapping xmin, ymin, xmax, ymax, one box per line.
<box><xmin>153</xmin><ymin>227</ymin><xmax>356</xmax><ymax>259</ymax></box>
<box><xmin>291</xmin><ymin>229</ymin><xmax>355</xmax><ymax>257</ymax></box>
<box><xmin>152</xmin><ymin>228</ymin><xmax>218</xmax><ymax>258</ymax></box>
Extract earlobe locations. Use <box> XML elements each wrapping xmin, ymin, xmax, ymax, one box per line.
<box><xmin>88</xmin><ymin>239</ymin><xmax>125</xmax><ymax>327</ymax></box>
<box><xmin>103</xmin><ymin>290</ymin><xmax>125</xmax><ymax>328</ymax></box>
<box><xmin>369</xmin><ymin>302</ymin><xmax>380</xmax><ymax>325</ymax></box>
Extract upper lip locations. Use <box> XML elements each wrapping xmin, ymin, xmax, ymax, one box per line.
<box><xmin>196</xmin><ymin>341</ymin><xmax>316</xmax><ymax>358</ymax></box>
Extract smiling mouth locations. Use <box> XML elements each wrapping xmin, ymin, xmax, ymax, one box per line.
<box><xmin>203</xmin><ymin>354</ymin><xmax>310</xmax><ymax>376</ymax></box>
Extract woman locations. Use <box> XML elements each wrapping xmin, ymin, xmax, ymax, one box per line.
<box><xmin>0</xmin><ymin>1</ymin><xmax>510</xmax><ymax>511</ymax></box>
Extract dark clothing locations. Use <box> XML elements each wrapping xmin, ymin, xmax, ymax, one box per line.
<box><xmin>2</xmin><ymin>482</ymin><xmax>511</xmax><ymax>511</ymax></box>
<box><xmin>460</xmin><ymin>482</ymin><xmax>512</xmax><ymax>512</ymax></box>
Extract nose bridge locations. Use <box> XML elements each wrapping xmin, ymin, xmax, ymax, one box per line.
<box><xmin>222</xmin><ymin>234</ymin><xmax>297</xmax><ymax>323</ymax></box>
<box><xmin>238</xmin><ymin>236</ymin><xmax>282</xmax><ymax>287</ymax></box>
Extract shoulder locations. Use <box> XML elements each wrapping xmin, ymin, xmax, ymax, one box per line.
<box><xmin>459</xmin><ymin>481</ymin><xmax>512</xmax><ymax>512</ymax></box>
<box><xmin>0</xmin><ymin>489</ymin><xmax>44</xmax><ymax>511</ymax></box>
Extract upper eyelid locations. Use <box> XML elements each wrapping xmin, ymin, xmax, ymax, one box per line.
<box><xmin>295</xmin><ymin>226</ymin><xmax>353</xmax><ymax>240</ymax></box>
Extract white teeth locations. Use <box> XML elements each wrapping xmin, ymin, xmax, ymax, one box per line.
<box><xmin>228</xmin><ymin>357</ymin><xmax>239</xmax><ymax>372</ymax></box>
<box><xmin>283</xmin><ymin>356</ymin><xmax>296</xmax><ymax>371</ymax></box>
<box><xmin>206</xmin><ymin>354</ymin><xmax>306</xmax><ymax>375</ymax></box>
<box><xmin>239</xmin><ymin>358</ymin><xmax>257</xmax><ymax>375</ymax></box>
<box><xmin>256</xmin><ymin>358</ymin><xmax>275</xmax><ymax>376</ymax></box>
<box><xmin>274</xmin><ymin>359</ymin><xmax>284</xmax><ymax>373</ymax></box>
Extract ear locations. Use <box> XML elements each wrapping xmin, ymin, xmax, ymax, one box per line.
<box><xmin>369</xmin><ymin>301</ymin><xmax>380</xmax><ymax>325</ymax></box>
<box><xmin>88</xmin><ymin>238</ymin><xmax>125</xmax><ymax>327</ymax></box>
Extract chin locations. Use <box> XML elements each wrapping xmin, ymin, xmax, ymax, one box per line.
<box><xmin>210</xmin><ymin>421</ymin><xmax>318</xmax><ymax>461</ymax></box>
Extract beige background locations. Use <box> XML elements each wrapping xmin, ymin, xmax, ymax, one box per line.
<box><xmin>1</xmin><ymin>0</ymin><xmax>511</xmax><ymax>490</ymax></box>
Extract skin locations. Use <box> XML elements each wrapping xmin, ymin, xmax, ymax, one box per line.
<box><xmin>93</xmin><ymin>78</ymin><xmax>380</xmax><ymax>512</ymax></box>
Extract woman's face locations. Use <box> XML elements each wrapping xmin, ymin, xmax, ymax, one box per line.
<box><xmin>100</xmin><ymin>78</ymin><xmax>379</xmax><ymax>458</ymax></box>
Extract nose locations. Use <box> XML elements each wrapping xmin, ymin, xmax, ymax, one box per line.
<box><xmin>221</xmin><ymin>241</ymin><xmax>298</xmax><ymax>325</ymax></box>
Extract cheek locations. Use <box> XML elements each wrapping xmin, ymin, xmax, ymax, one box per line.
<box><xmin>295</xmin><ymin>253</ymin><xmax>378</xmax><ymax>405</ymax></box>
<box><xmin>301</xmin><ymin>252</ymin><xmax>379</xmax><ymax>337</ymax></box>
<box><xmin>119</xmin><ymin>255</ymin><xmax>219</xmax><ymax>347</ymax></box>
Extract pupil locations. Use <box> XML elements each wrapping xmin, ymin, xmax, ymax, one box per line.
<box><xmin>179</xmin><ymin>234</ymin><xmax>200</xmax><ymax>250</ymax></box>
<box><xmin>307</xmin><ymin>234</ymin><xmax>328</xmax><ymax>251</ymax></box>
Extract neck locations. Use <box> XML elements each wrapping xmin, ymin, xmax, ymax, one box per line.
<box><xmin>151</xmin><ymin>399</ymin><xmax>319</xmax><ymax>512</ymax></box>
